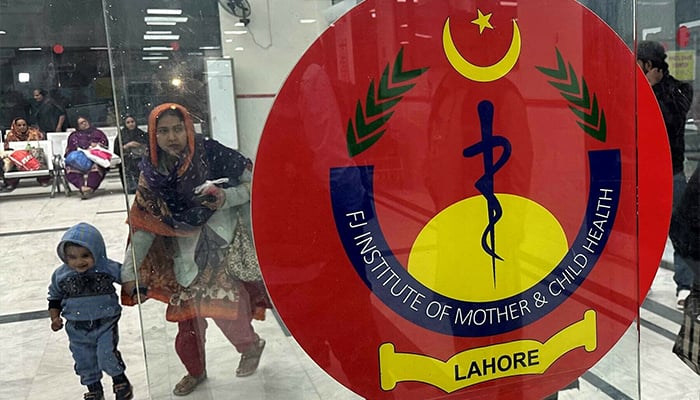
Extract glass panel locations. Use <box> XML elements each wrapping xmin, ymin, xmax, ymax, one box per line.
<box><xmin>0</xmin><ymin>2</ymin><xmax>134</xmax><ymax>400</ymax></box>
<box><xmin>2</xmin><ymin>0</ymin><xmax>698</xmax><ymax>399</ymax></box>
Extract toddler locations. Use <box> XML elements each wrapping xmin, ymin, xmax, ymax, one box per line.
<box><xmin>48</xmin><ymin>222</ymin><xmax>133</xmax><ymax>400</ymax></box>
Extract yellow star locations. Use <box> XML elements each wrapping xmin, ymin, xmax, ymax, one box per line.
<box><xmin>471</xmin><ymin>9</ymin><xmax>494</xmax><ymax>34</ymax></box>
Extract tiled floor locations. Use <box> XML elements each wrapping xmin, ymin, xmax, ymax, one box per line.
<box><xmin>0</xmin><ymin>176</ymin><xmax>698</xmax><ymax>400</ymax></box>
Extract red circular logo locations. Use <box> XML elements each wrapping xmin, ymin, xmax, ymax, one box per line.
<box><xmin>253</xmin><ymin>1</ymin><xmax>671</xmax><ymax>398</ymax></box>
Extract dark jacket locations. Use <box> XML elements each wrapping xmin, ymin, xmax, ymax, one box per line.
<box><xmin>653</xmin><ymin>74</ymin><xmax>693</xmax><ymax>174</ymax></box>
<box><xmin>670</xmin><ymin>165</ymin><xmax>700</xmax><ymax>261</ymax></box>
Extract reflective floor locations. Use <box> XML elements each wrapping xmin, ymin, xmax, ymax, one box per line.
<box><xmin>0</xmin><ymin>176</ymin><xmax>698</xmax><ymax>400</ymax></box>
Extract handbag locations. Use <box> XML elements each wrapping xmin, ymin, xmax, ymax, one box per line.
<box><xmin>225</xmin><ymin>213</ymin><xmax>263</xmax><ymax>282</ymax></box>
<box><xmin>29</xmin><ymin>147</ymin><xmax>48</xmax><ymax>170</ymax></box>
<box><xmin>8</xmin><ymin>149</ymin><xmax>41</xmax><ymax>171</ymax></box>
<box><xmin>65</xmin><ymin>150</ymin><xmax>94</xmax><ymax>172</ymax></box>
<box><xmin>673</xmin><ymin>289</ymin><xmax>700</xmax><ymax>375</ymax></box>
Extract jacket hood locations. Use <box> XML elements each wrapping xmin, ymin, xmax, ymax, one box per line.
<box><xmin>57</xmin><ymin>222</ymin><xmax>115</xmax><ymax>267</ymax></box>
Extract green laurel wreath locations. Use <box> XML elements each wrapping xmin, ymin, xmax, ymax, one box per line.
<box><xmin>536</xmin><ymin>48</ymin><xmax>607</xmax><ymax>142</ymax></box>
<box><xmin>346</xmin><ymin>47</ymin><xmax>428</xmax><ymax>157</ymax></box>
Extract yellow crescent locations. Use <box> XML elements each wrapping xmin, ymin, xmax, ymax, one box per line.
<box><xmin>442</xmin><ymin>17</ymin><xmax>521</xmax><ymax>82</ymax></box>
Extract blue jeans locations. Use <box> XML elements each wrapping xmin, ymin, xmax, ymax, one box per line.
<box><xmin>672</xmin><ymin>172</ymin><xmax>694</xmax><ymax>294</ymax></box>
<box><xmin>65</xmin><ymin>315</ymin><xmax>126</xmax><ymax>386</ymax></box>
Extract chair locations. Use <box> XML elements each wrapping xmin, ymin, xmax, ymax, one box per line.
<box><xmin>2</xmin><ymin>139</ymin><xmax>71</xmax><ymax>197</ymax></box>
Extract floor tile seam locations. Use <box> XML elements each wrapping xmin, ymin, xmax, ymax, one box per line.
<box><xmin>0</xmin><ymin>226</ymin><xmax>71</xmax><ymax>237</ymax></box>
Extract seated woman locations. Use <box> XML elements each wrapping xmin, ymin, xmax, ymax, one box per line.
<box><xmin>121</xmin><ymin>103</ymin><xmax>269</xmax><ymax>396</ymax></box>
<box><xmin>64</xmin><ymin>116</ymin><xmax>109</xmax><ymax>199</ymax></box>
<box><xmin>113</xmin><ymin>115</ymin><xmax>147</xmax><ymax>194</ymax></box>
<box><xmin>3</xmin><ymin>117</ymin><xmax>50</xmax><ymax>189</ymax></box>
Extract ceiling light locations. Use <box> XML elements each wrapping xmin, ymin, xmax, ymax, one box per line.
<box><xmin>18</xmin><ymin>72</ymin><xmax>30</xmax><ymax>82</ymax></box>
<box><xmin>0</xmin><ymin>30</ymin><xmax>6</xmax><ymax>35</ymax></box>
<box><xmin>143</xmin><ymin>46</ymin><xmax>174</xmax><ymax>51</ymax></box>
<box><xmin>90</xmin><ymin>47</ymin><xmax>110</xmax><ymax>50</ymax></box>
<box><xmin>198</xmin><ymin>46</ymin><xmax>220</xmax><ymax>50</ymax></box>
<box><xmin>234</xmin><ymin>22</ymin><xmax>245</xmax><ymax>27</ymax></box>
<box><xmin>171</xmin><ymin>78</ymin><xmax>183</xmax><ymax>87</ymax></box>
<box><xmin>146</xmin><ymin>30</ymin><xmax>172</xmax><ymax>35</ymax></box>
<box><xmin>144</xmin><ymin>16</ymin><xmax>188</xmax><ymax>23</ymax></box>
<box><xmin>225</xmin><ymin>39</ymin><xmax>233</xmax><ymax>43</ymax></box>
<box><xmin>142</xmin><ymin>56</ymin><xmax>169</xmax><ymax>60</ymax></box>
<box><xmin>147</xmin><ymin>9</ymin><xmax>182</xmax><ymax>15</ymax></box>
<box><xmin>224</xmin><ymin>30</ymin><xmax>248</xmax><ymax>35</ymax></box>
<box><xmin>299</xmin><ymin>19</ymin><xmax>317</xmax><ymax>24</ymax></box>
<box><xmin>146</xmin><ymin>21</ymin><xmax>177</xmax><ymax>26</ymax></box>
<box><xmin>18</xmin><ymin>47</ymin><xmax>42</xmax><ymax>51</ymax></box>
<box><xmin>144</xmin><ymin>34</ymin><xmax>180</xmax><ymax>40</ymax></box>
<box><xmin>234</xmin><ymin>47</ymin><xmax>244</xmax><ymax>51</ymax></box>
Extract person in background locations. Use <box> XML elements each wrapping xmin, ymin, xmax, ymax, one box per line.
<box><xmin>64</xmin><ymin>116</ymin><xmax>109</xmax><ymax>199</ymax></box>
<box><xmin>637</xmin><ymin>40</ymin><xmax>694</xmax><ymax>308</ymax></box>
<box><xmin>113</xmin><ymin>115</ymin><xmax>147</xmax><ymax>194</ymax></box>
<box><xmin>48</xmin><ymin>222</ymin><xmax>134</xmax><ymax>400</ymax></box>
<box><xmin>29</xmin><ymin>88</ymin><xmax>66</xmax><ymax>133</ymax></box>
<box><xmin>669</xmin><ymin>165</ymin><xmax>699</xmax><ymax>375</ymax></box>
<box><xmin>2</xmin><ymin>117</ymin><xmax>50</xmax><ymax>189</ymax></box>
<box><xmin>121</xmin><ymin>103</ymin><xmax>269</xmax><ymax>396</ymax></box>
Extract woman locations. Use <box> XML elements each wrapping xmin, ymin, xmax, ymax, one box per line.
<box><xmin>120</xmin><ymin>103</ymin><xmax>269</xmax><ymax>396</ymax></box>
<box><xmin>64</xmin><ymin>116</ymin><xmax>109</xmax><ymax>198</ymax></box>
<box><xmin>113</xmin><ymin>115</ymin><xmax>147</xmax><ymax>194</ymax></box>
<box><xmin>3</xmin><ymin>117</ymin><xmax>50</xmax><ymax>189</ymax></box>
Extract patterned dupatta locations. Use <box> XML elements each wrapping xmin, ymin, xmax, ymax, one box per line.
<box><xmin>130</xmin><ymin>103</ymin><xmax>211</xmax><ymax>236</ymax></box>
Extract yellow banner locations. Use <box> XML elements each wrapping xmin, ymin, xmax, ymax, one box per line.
<box><xmin>379</xmin><ymin>310</ymin><xmax>597</xmax><ymax>393</ymax></box>
<box><xmin>667</xmin><ymin>50</ymin><xmax>696</xmax><ymax>81</ymax></box>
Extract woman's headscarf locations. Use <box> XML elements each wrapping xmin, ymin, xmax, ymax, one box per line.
<box><xmin>130</xmin><ymin>103</ymin><xmax>249</xmax><ymax>235</ymax></box>
<box><xmin>4</xmin><ymin>118</ymin><xmax>44</xmax><ymax>149</ymax></box>
<box><xmin>65</xmin><ymin>117</ymin><xmax>108</xmax><ymax>155</ymax></box>
<box><xmin>117</xmin><ymin>115</ymin><xmax>147</xmax><ymax>156</ymax></box>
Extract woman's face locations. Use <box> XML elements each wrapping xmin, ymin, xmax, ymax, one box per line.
<box><xmin>14</xmin><ymin>119</ymin><xmax>28</xmax><ymax>133</ymax></box>
<box><xmin>77</xmin><ymin>118</ymin><xmax>90</xmax><ymax>130</ymax></box>
<box><xmin>125</xmin><ymin>117</ymin><xmax>136</xmax><ymax>129</ymax></box>
<box><xmin>156</xmin><ymin>114</ymin><xmax>187</xmax><ymax>156</ymax></box>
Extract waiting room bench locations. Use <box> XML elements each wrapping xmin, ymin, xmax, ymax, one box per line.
<box><xmin>1</xmin><ymin>139</ymin><xmax>71</xmax><ymax>197</ymax></box>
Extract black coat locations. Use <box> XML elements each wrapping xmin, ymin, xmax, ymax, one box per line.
<box><xmin>670</xmin><ymin>165</ymin><xmax>700</xmax><ymax>261</ymax></box>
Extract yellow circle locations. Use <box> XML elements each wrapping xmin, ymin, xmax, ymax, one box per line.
<box><xmin>407</xmin><ymin>194</ymin><xmax>568</xmax><ymax>302</ymax></box>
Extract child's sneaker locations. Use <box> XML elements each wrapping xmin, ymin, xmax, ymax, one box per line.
<box><xmin>113</xmin><ymin>382</ymin><xmax>133</xmax><ymax>400</ymax></box>
<box><xmin>83</xmin><ymin>391</ymin><xmax>105</xmax><ymax>400</ymax></box>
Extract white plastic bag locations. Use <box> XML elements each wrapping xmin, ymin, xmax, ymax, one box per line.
<box><xmin>79</xmin><ymin>145</ymin><xmax>121</xmax><ymax>168</ymax></box>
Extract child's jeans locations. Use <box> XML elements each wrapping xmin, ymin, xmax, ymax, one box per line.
<box><xmin>65</xmin><ymin>314</ymin><xmax>126</xmax><ymax>385</ymax></box>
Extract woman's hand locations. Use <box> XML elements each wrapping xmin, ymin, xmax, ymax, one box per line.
<box><xmin>122</xmin><ymin>280</ymin><xmax>149</xmax><ymax>303</ymax></box>
<box><xmin>201</xmin><ymin>186</ymin><xmax>226</xmax><ymax>210</ymax></box>
<box><xmin>51</xmin><ymin>317</ymin><xmax>63</xmax><ymax>332</ymax></box>
<box><xmin>194</xmin><ymin>180</ymin><xmax>227</xmax><ymax>210</ymax></box>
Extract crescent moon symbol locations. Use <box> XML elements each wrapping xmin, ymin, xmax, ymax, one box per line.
<box><xmin>442</xmin><ymin>17</ymin><xmax>521</xmax><ymax>82</ymax></box>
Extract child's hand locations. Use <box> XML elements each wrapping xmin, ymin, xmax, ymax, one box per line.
<box><xmin>51</xmin><ymin>317</ymin><xmax>63</xmax><ymax>331</ymax></box>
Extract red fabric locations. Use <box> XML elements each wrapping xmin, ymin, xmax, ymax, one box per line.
<box><xmin>89</xmin><ymin>148</ymin><xmax>113</xmax><ymax>161</ymax></box>
<box><xmin>8</xmin><ymin>150</ymin><xmax>41</xmax><ymax>171</ymax></box>
<box><xmin>175</xmin><ymin>315</ymin><xmax>257</xmax><ymax>376</ymax></box>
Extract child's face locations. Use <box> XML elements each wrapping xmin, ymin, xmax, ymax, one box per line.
<box><xmin>64</xmin><ymin>245</ymin><xmax>95</xmax><ymax>273</ymax></box>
